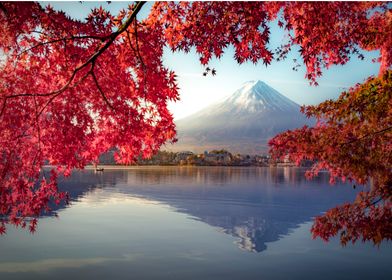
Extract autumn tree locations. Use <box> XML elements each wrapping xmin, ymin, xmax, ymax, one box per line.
<box><xmin>269</xmin><ymin>71</ymin><xmax>392</xmax><ymax>245</ymax></box>
<box><xmin>0</xmin><ymin>1</ymin><xmax>390</xmax><ymax>244</ymax></box>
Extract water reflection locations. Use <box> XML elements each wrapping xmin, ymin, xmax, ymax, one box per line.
<box><xmin>57</xmin><ymin>167</ymin><xmax>356</xmax><ymax>252</ymax></box>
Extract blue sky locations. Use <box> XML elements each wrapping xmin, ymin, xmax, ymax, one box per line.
<box><xmin>46</xmin><ymin>1</ymin><xmax>380</xmax><ymax>119</ymax></box>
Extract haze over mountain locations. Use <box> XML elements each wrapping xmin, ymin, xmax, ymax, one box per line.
<box><xmin>169</xmin><ymin>80</ymin><xmax>314</xmax><ymax>154</ymax></box>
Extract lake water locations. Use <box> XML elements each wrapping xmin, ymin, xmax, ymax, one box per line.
<box><xmin>0</xmin><ymin>167</ymin><xmax>391</xmax><ymax>279</ymax></box>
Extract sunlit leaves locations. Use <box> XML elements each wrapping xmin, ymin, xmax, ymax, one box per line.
<box><xmin>149</xmin><ymin>1</ymin><xmax>391</xmax><ymax>84</ymax></box>
<box><xmin>0</xmin><ymin>1</ymin><xmax>178</xmax><ymax>233</ymax></box>
<box><xmin>269</xmin><ymin>71</ymin><xmax>392</xmax><ymax>245</ymax></box>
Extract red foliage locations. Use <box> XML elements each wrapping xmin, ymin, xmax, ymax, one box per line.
<box><xmin>269</xmin><ymin>72</ymin><xmax>392</xmax><ymax>245</ymax></box>
<box><xmin>150</xmin><ymin>1</ymin><xmax>391</xmax><ymax>84</ymax></box>
<box><xmin>0</xmin><ymin>1</ymin><xmax>390</xmax><ymax>243</ymax></box>
<box><xmin>0</xmin><ymin>1</ymin><xmax>178</xmax><ymax>232</ymax></box>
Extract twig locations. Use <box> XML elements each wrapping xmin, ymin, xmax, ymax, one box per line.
<box><xmin>0</xmin><ymin>98</ymin><xmax>6</xmax><ymax>118</ymax></box>
<box><xmin>31</xmin><ymin>94</ymin><xmax>42</xmax><ymax>169</ymax></box>
<box><xmin>133</xmin><ymin>16</ymin><xmax>148</xmax><ymax>100</ymax></box>
<box><xmin>341</xmin><ymin>126</ymin><xmax>392</xmax><ymax>146</ymax></box>
<box><xmin>371</xmin><ymin>197</ymin><xmax>383</xmax><ymax>206</ymax></box>
<box><xmin>91</xmin><ymin>66</ymin><xmax>114</xmax><ymax>110</ymax></box>
<box><xmin>18</xmin><ymin>34</ymin><xmax>107</xmax><ymax>57</ymax></box>
<box><xmin>133</xmin><ymin>17</ymin><xmax>146</xmax><ymax>70</ymax></box>
<box><xmin>37</xmin><ymin>65</ymin><xmax>93</xmax><ymax>118</ymax></box>
<box><xmin>0</xmin><ymin>3</ymin><xmax>8</xmax><ymax>18</ymax></box>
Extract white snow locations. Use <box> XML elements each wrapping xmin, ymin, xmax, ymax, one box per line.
<box><xmin>223</xmin><ymin>80</ymin><xmax>299</xmax><ymax>113</ymax></box>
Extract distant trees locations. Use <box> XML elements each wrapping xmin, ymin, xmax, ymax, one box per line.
<box><xmin>137</xmin><ymin>151</ymin><xmax>178</xmax><ymax>165</ymax></box>
<box><xmin>209</xmin><ymin>149</ymin><xmax>231</xmax><ymax>155</ymax></box>
<box><xmin>0</xmin><ymin>1</ymin><xmax>390</xmax><ymax>243</ymax></box>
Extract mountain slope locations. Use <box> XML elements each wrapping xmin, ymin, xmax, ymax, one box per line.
<box><xmin>170</xmin><ymin>81</ymin><xmax>313</xmax><ymax>154</ymax></box>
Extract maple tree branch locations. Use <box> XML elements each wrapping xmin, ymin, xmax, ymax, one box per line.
<box><xmin>37</xmin><ymin>65</ymin><xmax>93</xmax><ymax>118</ymax></box>
<box><xmin>77</xmin><ymin>1</ymin><xmax>145</xmax><ymax>72</ymax></box>
<box><xmin>126</xmin><ymin>18</ymin><xmax>148</xmax><ymax>99</ymax></box>
<box><xmin>133</xmin><ymin>17</ymin><xmax>146</xmax><ymax>70</ymax></box>
<box><xmin>125</xmin><ymin>29</ymin><xmax>146</xmax><ymax>73</ymax></box>
<box><xmin>126</xmin><ymin>30</ymin><xmax>137</xmax><ymax>54</ymax></box>
<box><xmin>12</xmin><ymin>130</ymin><xmax>30</xmax><ymax>141</ymax></box>
<box><xmin>126</xmin><ymin>33</ymin><xmax>147</xmax><ymax>95</ymax></box>
<box><xmin>31</xmin><ymin>94</ymin><xmax>42</xmax><ymax>169</ymax></box>
<box><xmin>0</xmin><ymin>98</ymin><xmax>6</xmax><ymax>117</ymax></box>
<box><xmin>1</xmin><ymin>1</ymin><xmax>146</xmax><ymax>115</ymax></box>
<box><xmin>5</xmin><ymin>66</ymin><xmax>88</xmax><ymax>99</ymax></box>
<box><xmin>0</xmin><ymin>3</ymin><xmax>7</xmax><ymax>18</ymax></box>
<box><xmin>341</xmin><ymin>126</ymin><xmax>392</xmax><ymax>146</ymax></box>
<box><xmin>371</xmin><ymin>197</ymin><xmax>383</xmax><ymax>206</ymax></box>
<box><xmin>18</xmin><ymin>34</ymin><xmax>107</xmax><ymax>57</ymax></box>
<box><xmin>125</xmin><ymin>29</ymin><xmax>146</xmax><ymax>102</ymax></box>
<box><xmin>90</xmin><ymin>67</ymin><xmax>114</xmax><ymax>110</ymax></box>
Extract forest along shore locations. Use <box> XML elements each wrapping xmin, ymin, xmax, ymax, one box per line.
<box><xmin>94</xmin><ymin>150</ymin><xmax>309</xmax><ymax>167</ymax></box>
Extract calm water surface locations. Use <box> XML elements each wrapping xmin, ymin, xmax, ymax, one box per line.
<box><xmin>0</xmin><ymin>167</ymin><xmax>391</xmax><ymax>279</ymax></box>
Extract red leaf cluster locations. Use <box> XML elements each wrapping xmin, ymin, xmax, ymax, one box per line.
<box><xmin>0</xmin><ymin>2</ymin><xmax>178</xmax><ymax>233</ymax></box>
<box><xmin>269</xmin><ymin>71</ymin><xmax>392</xmax><ymax>245</ymax></box>
<box><xmin>150</xmin><ymin>1</ymin><xmax>391</xmax><ymax>84</ymax></box>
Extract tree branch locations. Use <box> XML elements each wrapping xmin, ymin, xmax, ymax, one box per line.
<box><xmin>133</xmin><ymin>17</ymin><xmax>146</xmax><ymax>70</ymax></box>
<box><xmin>36</xmin><ymin>65</ymin><xmax>93</xmax><ymax>118</ymax></box>
<box><xmin>90</xmin><ymin>66</ymin><xmax>114</xmax><ymax>110</ymax></box>
<box><xmin>31</xmin><ymin>93</ymin><xmax>42</xmax><ymax>169</ymax></box>
<box><xmin>1</xmin><ymin>1</ymin><xmax>146</xmax><ymax>116</ymax></box>
<box><xmin>0</xmin><ymin>3</ymin><xmax>8</xmax><ymax>18</ymax></box>
<box><xmin>371</xmin><ymin>197</ymin><xmax>383</xmax><ymax>206</ymax></box>
<box><xmin>341</xmin><ymin>126</ymin><xmax>392</xmax><ymax>146</ymax></box>
<box><xmin>0</xmin><ymin>98</ymin><xmax>6</xmax><ymax>118</ymax></box>
<box><xmin>78</xmin><ymin>1</ymin><xmax>145</xmax><ymax>72</ymax></box>
<box><xmin>18</xmin><ymin>34</ymin><xmax>107</xmax><ymax>57</ymax></box>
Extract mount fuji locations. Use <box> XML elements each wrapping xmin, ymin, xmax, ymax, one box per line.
<box><xmin>170</xmin><ymin>80</ymin><xmax>314</xmax><ymax>154</ymax></box>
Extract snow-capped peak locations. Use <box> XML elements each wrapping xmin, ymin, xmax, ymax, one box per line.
<box><xmin>223</xmin><ymin>80</ymin><xmax>299</xmax><ymax>112</ymax></box>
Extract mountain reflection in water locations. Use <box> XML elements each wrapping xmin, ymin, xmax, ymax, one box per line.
<box><xmin>57</xmin><ymin>167</ymin><xmax>357</xmax><ymax>253</ymax></box>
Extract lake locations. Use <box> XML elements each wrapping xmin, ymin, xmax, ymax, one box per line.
<box><xmin>0</xmin><ymin>166</ymin><xmax>391</xmax><ymax>279</ymax></box>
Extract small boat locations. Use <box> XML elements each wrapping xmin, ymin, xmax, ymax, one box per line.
<box><xmin>95</xmin><ymin>168</ymin><xmax>104</xmax><ymax>172</ymax></box>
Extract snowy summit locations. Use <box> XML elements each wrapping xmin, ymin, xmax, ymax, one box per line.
<box><xmin>222</xmin><ymin>80</ymin><xmax>300</xmax><ymax>113</ymax></box>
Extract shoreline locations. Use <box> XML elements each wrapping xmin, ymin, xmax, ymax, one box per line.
<box><xmin>43</xmin><ymin>164</ymin><xmax>300</xmax><ymax>170</ymax></box>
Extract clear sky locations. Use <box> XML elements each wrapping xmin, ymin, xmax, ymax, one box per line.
<box><xmin>46</xmin><ymin>1</ymin><xmax>380</xmax><ymax>120</ymax></box>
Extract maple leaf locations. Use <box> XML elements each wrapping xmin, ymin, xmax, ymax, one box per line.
<box><xmin>0</xmin><ymin>225</ymin><xmax>6</xmax><ymax>235</ymax></box>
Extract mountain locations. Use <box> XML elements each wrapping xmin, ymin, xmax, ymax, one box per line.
<box><xmin>170</xmin><ymin>80</ymin><xmax>313</xmax><ymax>154</ymax></box>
